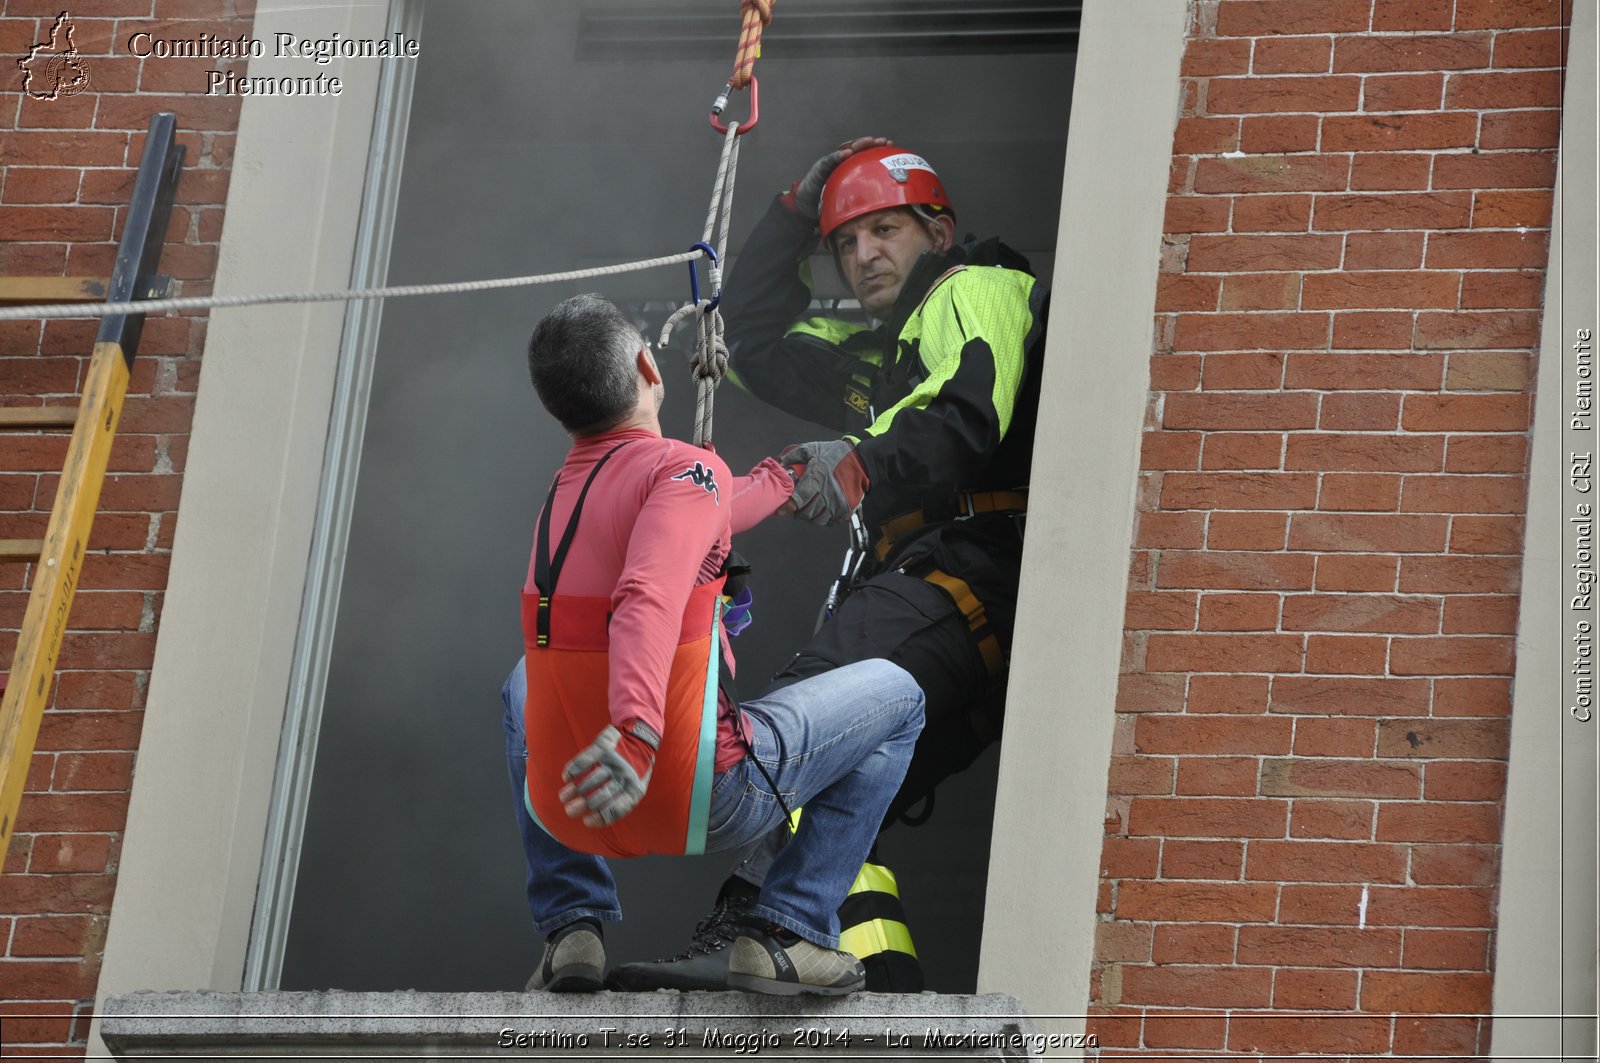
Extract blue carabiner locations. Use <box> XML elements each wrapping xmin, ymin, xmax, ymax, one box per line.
<box><xmin>688</xmin><ymin>241</ymin><xmax>720</xmax><ymax>312</ymax></box>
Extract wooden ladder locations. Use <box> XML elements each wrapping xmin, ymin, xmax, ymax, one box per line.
<box><xmin>0</xmin><ymin>113</ymin><xmax>184</xmax><ymax>868</ymax></box>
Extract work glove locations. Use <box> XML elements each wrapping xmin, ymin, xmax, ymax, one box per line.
<box><xmin>781</xmin><ymin>136</ymin><xmax>889</xmax><ymax>222</ymax></box>
<box><xmin>560</xmin><ymin>720</ymin><xmax>660</xmax><ymax>827</ymax></box>
<box><xmin>780</xmin><ymin>439</ymin><xmax>870</xmax><ymax>526</ymax></box>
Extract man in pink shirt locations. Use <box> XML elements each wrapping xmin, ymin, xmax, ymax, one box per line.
<box><xmin>503</xmin><ymin>294</ymin><xmax>924</xmax><ymax>996</ymax></box>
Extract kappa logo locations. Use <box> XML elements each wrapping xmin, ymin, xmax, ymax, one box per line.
<box><xmin>671</xmin><ymin>461</ymin><xmax>720</xmax><ymax>503</ymax></box>
<box><xmin>19</xmin><ymin>12</ymin><xmax>92</xmax><ymax>101</ymax></box>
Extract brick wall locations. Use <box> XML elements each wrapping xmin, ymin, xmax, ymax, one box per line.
<box><xmin>1089</xmin><ymin>0</ymin><xmax>1567</xmax><ymax>1056</ymax></box>
<box><xmin>0</xmin><ymin>2</ymin><xmax>252</xmax><ymax>1055</ymax></box>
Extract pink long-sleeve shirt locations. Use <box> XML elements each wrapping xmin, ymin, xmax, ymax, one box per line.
<box><xmin>524</xmin><ymin>428</ymin><xmax>794</xmax><ymax>771</ymax></box>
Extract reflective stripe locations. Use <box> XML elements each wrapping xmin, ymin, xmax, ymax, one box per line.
<box><xmin>839</xmin><ymin>862</ymin><xmax>918</xmax><ymax>960</ymax></box>
<box><xmin>841</xmin><ymin>917</ymin><xmax>917</xmax><ymax>960</ymax></box>
<box><xmin>683</xmin><ymin>602</ymin><xmax>723</xmax><ymax>855</ymax></box>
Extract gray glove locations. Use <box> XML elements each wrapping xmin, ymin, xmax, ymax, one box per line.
<box><xmin>786</xmin><ymin>136</ymin><xmax>888</xmax><ymax>221</ymax></box>
<box><xmin>780</xmin><ymin>439</ymin><xmax>870</xmax><ymax>526</ymax></box>
<box><xmin>560</xmin><ymin>721</ymin><xmax>659</xmax><ymax>827</ymax></box>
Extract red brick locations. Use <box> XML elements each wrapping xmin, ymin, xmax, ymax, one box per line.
<box><xmin>1428</xmin><ymin>230</ymin><xmax>1552</xmax><ymax>270</ymax></box>
<box><xmin>1233</xmin><ymin>194</ymin><xmax>1313</xmax><ymax>233</ymax></box>
<box><xmin>1272</xmin><ymin>967</ymin><xmax>1361</xmax><ymax>1008</ymax></box>
<box><xmin>1292</xmin><ymin>718</ymin><xmax>1379</xmax><ymax>759</ymax></box>
<box><xmin>1321</xmin><ymin>112</ymin><xmax>1478</xmax><ymax>151</ymax></box>
<box><xmin>1207</xmin><ymin>511</ymin><xmax>1289</xmax><ymax>551</ymax></box>
<box><xmin>1446</xmin><ymin>349</ymin><xmax>1533</xmax><ymax>389</ymax></box>
<box><xmin>1363</xmin><ymin>72</ymin><xmax>1446</xmax><ymax>111</ymax></box>
<box><xmin>1149</xmin><ymin>353</ymin><xmax>1201</xmax><ymax>390</ymax></box>
<box><xmin>1162</xmin><ymin>472</ymin><xmax>1320</xmax><ymax>510</ymax></box>
<box><xmin>1229</xmin><ymin>1012</ymin><xmax>1390</xmax><ymax>1054</ymax></box>
<box><xmin>1142</xmin><ymin>430</ymin><xmax>1202</xmax><ymax>471</ymax></box>
<box><xmin>1127</xmin><ymin>797</ymin><xmax>1289</xmax><ymax>839</ymax></box>
<box><xmin>1363</xmin><ymin>970</ymin><xmax>1493</xmax><ymax>1012</ymax></box>
<box><xmin>1216</xmin><ymin>0</ymin><xmax>1373</xmax><ymax>36</ymax></box>
<box><xmin>0</xmin><ymin>130</ymin><xmax>129</xmax><ymax>168</ymax></box>
<box><xmin>1379</xmin><ymin>803</ymin><xmax>1503</xmax><ymax>845</ymax></box>
<box><xmin>1201</xmin><ymin>432</ymin><xmax>1284</xmax><ymax>468</ymax></box>
<box><xmin>26</xmin><ymin>833</ymin><xmax>113</xmax><ymax>874</ymax></box>
<box><xmin>1188</xmin><ymin>673</ymin><xmax>1271</xmax><ymax>713</ymax></box>
<box><xmin>1198</xmin><ymin>592</ymin><xmax>1280</xmax><ymax>631</ymax></box>
<box><xmin>1109</xmin><ymin>755</ymin><xmax>1176</xmax><ymax>795</ymax></box>
<box><xmin>0</xmin><ymin>206</ymin><xmax>115</xmax><ymax>242</ymax></box>
<box><xmin>1260</xmin><ymin>758</ymin><xmax>1421</xmax><ymax>800</ymax></box>
<box><xmin>1290</xmin><ymin>797</ymin><xmax>1375</xmax><ymax>838</ymax></box>
<box><xmin>1156</xmin><ymin>550</ymin><xmax>1314</xmax><ymax>591</ymax></box>
<box><xmin>1156</xmin><ymin>273</ymin><xmax>1221</xmax><ymax>312</ymax></box>
<box><xmin>1285</xmin><ymin>352</ymin><xmax>1443</xmax><ymax>388</ymax></box>
<box><xmin>1449</xmin><ymin>516</ymin><xmax>1525</xmax><ymax>555</ymax></box>
<box><xmin>1120</xmin><ymin>881</ymin><xmax>1281</xmax><ymax>923</ymax></box>
<box><xmin>1473</xmin><ymin>188</ymin><xmax>1554</xmax><ymax>228</ymax></box>
<box><xmin>1286</xmin><ymin>434</ymin><xmax>1445</xmax><ymax>473</ymax></box>
<box><xmin>1174</xmin><ymin>312</ymin><xmax>1328</xmax><ymax>351</ymax></box>
<box><xmin>1391</xmin><ymin>634</ymin><xmax>1515</xmax><ymax>675</ymax></box>
<box><xmin>0</xmin><ymin>958</ymin><xmax>100</xmax><ymax>1000</ymax></box>
<box><xmin>1193</xmin><ymin>156</ymin><xmax>1350</xmax><ymax>195</ymax></box>
<box><xmin>1272</xmin><ymin>674</ymin><xmax>1429</xmax><ymax>715</ymax></box>
<box><xmin>1172</xmin><ymin>117</ymin><xmax>1242</xmax><ymax>156</ymax></box>
<box><xmin>1305</xmin><ymin>633</ymin><xmax>1388</xmax><ymax>673</ymax></box>
<box><xmin>1416</xmin><ymin>310</ymin><xmax>1542</xmax><ymax>350</ymax></box>
<box><xmin>1378</xmin><ymin>717</ymin><xmax>1510</xmax><ymax>759</ymax></box>
<box><xmin>1281</xmin><ymin>592</ymin><xmax>1440</xmax><ymax>633</ymax></box>
<box><xmin>1125</xmin><ymin>590</ymin><xmax>1197</xmax><ymax>630</ymax></box>
<box><xmin>1320</xmin><ymin>392</ymin><xmax>1400</xmax><ymax>430</ymax></box>
<box><xmin>1448</xmin><ymin>68</ymin><xmax>1565</xmax><ymax>108</ymax></box>
<box><xmin>1481</xmin><ymin>108</ymin><xmax>1563</xmax><ymax>148</ymax></box>
<box><xmin>1101</xmin><ymin>836</ymin><xmax>1162</xmax><ymax>878</ymax></box>
<box><xmin>11</xmin><ymin>915</ymin><xmax>96</xmax><ymax>957</ymax></box>
<box><xmin>1318</xmin><ymin>474</ymin><xmax>1401</xmax><ymax>511</ymax></box>
<box><xmin>1142</xmin><ymin>1013</ymin><xmax>1227</xmax><ymax>1049</ymax></box>
<box><xmin>1288</xmin><ymin>513</ymin><xmax>1449</xmax><ymax>554</ymax></box>
<box><xmin>1400</xmin><ymin>555</ymin><xmax>1522</xmax><ymax>593</ymax></box>
<box><xmin>1303</xmin><ymin>270</ymin><xmax>1459</xmax><ymax>310</ymax></box>
<box><xmin>1095</xmin><ymin>920</ymin><xmax>1153</xmax><ymax>963</ymax></box>
<box><xmin>1493</xmin><ymin>27</ymin><xmax>1569</xmax><ymax>66</ymax></box>
<box><xmin>1280</xmin><ymin>883</ymin><xmax>1364</xmax><ymax>924</ymax></box>
<box><xmin>1186</xmin><ymin>232</ymin><xmax>1343</xmax><ymax>270</ymax></box>
<box><xmin>1115</xmin><ymin>673</ymin><xmax>1186</xmax><ymax>714</ymax></box>
<box><xmin>12</xmin><ymin>791</ymin><xmax>130</xmax><ymax>832</ymax></box>
<box><xmin>1121</xmin><ymin>964</ymin><xmax>1273</xmax><ymax>1008</ymax></box>
<box><xmin>1349</xmin><ymin>151</ymin><xmax>1435</xmax><ymax>190</ymax></box>
<box><xmin>1435</xmin><ymin>150</ymin><xmax>1559</xmax><ymax>190</ymax></box>
<box><xmin>1162</xmin><ymin>837</ymin><xmax>1247</xmax><ymax>875</ymax></box>
<box><xmin>1182</xmin><ymin>757</ymin><xmax>1263</xmax><ymax>798</ymax></box>
<box><xmin>1135</xmin><ymin>510</ymin><xmax>1206</xmax><ymax>548</ymax></box>
<box><xmin>1341</xmin><ymin>235</ymin><xmax>1422</xmax><ymax>276</ymax></box>
<box><xmin>1333</xmin><ymin>33</ymin><xmax>1493</xmax><ymax>72</ymax></box>
<box><xmin>0</xmin><ymin>871</ymin><xmax>116</xmax><ymax>916</ymax></box>
<box><xmin>1183</xmin><ymin>37</ymin><xmax>1252</xmax><ymax>75</ymax></box>
<box><xmin>1442</xmin><ymin>593</ymin><xmax>1520</xmax><ymax>633</ymax></box>
<box><xmin>1238</xmin><ymin>114</ymin><xmax>1321</xmax><ymax>153</ymax></box>
<box><xmin>51</xmin><ymin>751</ymin><xmax>134</xmax><ymax>791</ymax></box>
<box><xmin>1401</xmin><ymin>474</ymin><xmax>1527</xmax><ymax>514</ymax></box>
<box><xmin>1404</xmin><ymin>928</ymin><xmax>1491</xmax><ymax>969</ymax></box>
<box><xmin>1425</xmin><ymin>759</ymin><xmax>1508</xmax><ymax>800</ymax></box>
<box><xmin>1137</xmin><ymin>715</ymin><xmax>1292</xmax><ymax>755</ymax></box>
<box><xmin>0</xmin><ymin>1001</ymin><xmax>76</xmax><ymax>1045</ymax></box>
<box><xmin>1152</xmin><ymin>923</ymin><xmax>1237</xmax><ymax>964</ymax></box>
<box><xmin>1</xmin><ymin>167</ymin><xmax>83</xmax><ymax>204</ymax></box>
<box><xmin>1411</xmin><ymin>843</ymin><xmax>1502</xmax><ymax>885</ymax></box>
<box><xmin>1210</xmin><ymin>75</ymin><xmax>1361</xmax><ymax>114</ymax></box>
<box><xmin>1252</xmin><ymin>35</ymin><xmax>1333</xmax><ymax>73</ymax></box>
<box><xmin>1318</xmin><ymin>191</ymin><xmax>1474</xmax><ymax>231</ymax></box>
<box><xmin>1147</xmin><ymin>632</ymin><xmax>1305</xmax><ymax>673</ymax></box>
<box><xmin>1237</xmin><ymin>923</ymin><xmax>1402</xmax><ymax>966</ymax></box>
<box><xmin>1219</xmin><ymin>273</ymin><xmax>1300</xmax><ymax>311</ymax></box>
<box><xmin>1459</xmin><ymin>270</ymin><xmax>1546</xmax><ymax>309</ymax></box>
<box><xmin>1456</xmin><ymin>0</ymin><xmax>1568</xmax><ymax>28</ymax></box>
<box><xmin>1373</xmin><ymin>0</ymin><xmax>1455</xmax><ymax>30</ymax></box>
<box><xmin>1331</xmin><ymin>311</ymin><xmax>1416</xmax><ymax>350</ymax></box>
<box><xmin>35</xmin><ymin>709</ymin><xmax>146</xmax><ymax>750</ymax></box>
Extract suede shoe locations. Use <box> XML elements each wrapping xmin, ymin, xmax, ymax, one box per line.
<box><xmin>728</xmin><ymin>922</ymin><xmax>865</xmax><ymax>997</ymax></box>
<box><xmin>605</xmin><ymin>876</ymin><xmax>757</xmax><ymax>991</ymax></box>
<box><xmin>525</xmin><ymin>919</ymin><xmax>605</xmax><ymax>992</ymax></box>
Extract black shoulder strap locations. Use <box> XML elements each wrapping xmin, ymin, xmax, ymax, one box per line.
<box><xmin>531</xmin><ymin>441</ymin><xmax>629</xmax><ymax>647</ymax></box>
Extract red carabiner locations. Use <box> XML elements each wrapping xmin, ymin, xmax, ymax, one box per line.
<box><xmin>710</xmin><ymin>75</ymin><xmax>759</xmax><ymax>136</ymax></box>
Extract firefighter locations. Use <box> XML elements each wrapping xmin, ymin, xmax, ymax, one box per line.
<box><xmin>606</xmin><ymin>140</ymin><xmax>1047</xmax><ymax>992</ymax></box>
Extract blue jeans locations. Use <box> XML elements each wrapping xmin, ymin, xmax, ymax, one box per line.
<box><xmin>502</xmin><ymin>656</ymin><xmax>923</xmax><ymax>947</ymax></box>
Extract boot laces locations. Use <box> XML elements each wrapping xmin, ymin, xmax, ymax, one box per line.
<box><xmin>672</xmin><ymin>892</ymin><xmax>753</xmax><ymax>958</ymax></box>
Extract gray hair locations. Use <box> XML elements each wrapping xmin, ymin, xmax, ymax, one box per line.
<box><xmin>527</xmin><ymin>293</ymin><xmax>644</xmax><ymax>434</ymax></box>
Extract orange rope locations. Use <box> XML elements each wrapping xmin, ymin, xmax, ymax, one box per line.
<box><xmin>730</xmin><ymin>0</ymin><xmax>772</xmax><ymax>89</ymax></box>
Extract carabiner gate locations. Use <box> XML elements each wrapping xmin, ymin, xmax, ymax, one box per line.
<box><xmin>688</xmin><ymin>241</ymin><xmax>721</xmax><ymax>312</ymax></box>
<box><xmin>709</xmin><ymin>75</ymin><xmax>759</xmax><ymax>136</ymax></box>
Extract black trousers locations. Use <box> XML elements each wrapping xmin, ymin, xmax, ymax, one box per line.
<box><xmin>762</xmin><ymin>569</ymin><xmax>1003</xmax><ymax>830</ymax></box>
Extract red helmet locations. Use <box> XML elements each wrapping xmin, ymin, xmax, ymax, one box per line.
<box><xmin>819</xmin><ymin>145</ymin><xmax>955</xmax><ymax>243</ymax></box>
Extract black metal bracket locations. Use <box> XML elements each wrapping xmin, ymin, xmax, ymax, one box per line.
<box><xmin>96</xmin><ymin>112</ymin><xmax>185</xmax><ymax>365</ymax></box>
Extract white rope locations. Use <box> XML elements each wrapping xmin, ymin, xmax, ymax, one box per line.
<box><xmin>0</xmin><ymin>250</ymin><xmax>704</xmax><ymax>323</ymax></box>
<box><xmin>659</xmin><ymin>120</ymin><xmax>741</xmax><ymax>447</ymax></box>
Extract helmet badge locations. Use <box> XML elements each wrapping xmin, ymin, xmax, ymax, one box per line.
<box><xmin>888</xmin><ymin>167</ymin><xmax>909</xmax><ymax>183</ymax></box>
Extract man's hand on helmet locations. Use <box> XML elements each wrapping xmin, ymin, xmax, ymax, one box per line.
<box><xmin>560</xmin><ymin>720</ymin><xmax>660</xmax><ymax>827</ymax></box>
<box><xmin>782</xmin><ymin>136</ymin><xmax>891</xmax><ymax>222</ymax></box>
<box><xmin>780</xmin><ymin>439</ymin><xmax>870</xmax><ymax>526</ymax></box>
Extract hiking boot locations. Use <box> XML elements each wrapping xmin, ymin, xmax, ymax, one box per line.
<box><xmin>604</xmin><ymin>876</ymin><xmax>757</xmax><ymax>991</ymax></box>
<box><xmin>728</xmin><ymin>923</ymin><xmax>866</xmax><ymax>997</ymax></box>
<box><xmin>525</xmin><ymin>919</ymin><xmax>605</xmax><ymax>992</ymax></box>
